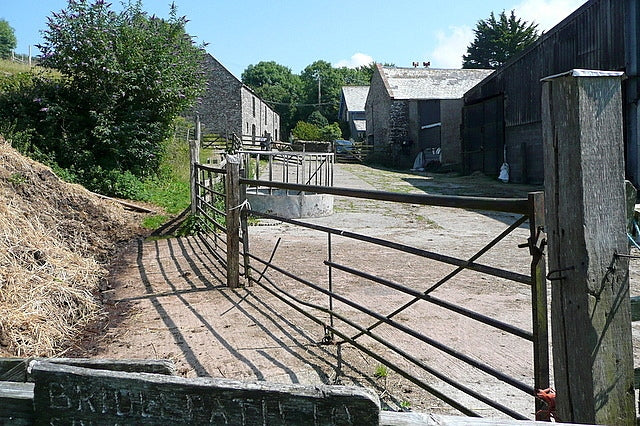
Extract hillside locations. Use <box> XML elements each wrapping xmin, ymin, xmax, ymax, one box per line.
<box><xmin>0</xmin><ymin>138</ymin><xmax>146</xmax><ymax>356</ymax></box>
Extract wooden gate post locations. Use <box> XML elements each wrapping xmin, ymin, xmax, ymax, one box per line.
<box><xmin>542</xmin><ymin>70</ymin><xmax>634</xmax><ymax>424</ymax></box>
<box><xmin>225</xmin><ymin>154</ymin><xmax>241</xmax><ymax>288</ymax></box>
<box><xmin>190</xmin><ymin>115</ymin><xmax>201</xmax><ymax>216</ymax></box>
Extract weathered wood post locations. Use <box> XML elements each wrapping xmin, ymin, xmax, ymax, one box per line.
<box><xmin>190</xmin><ymin>116</ymin><xmax>201</xmax><ymax>216</ymax></box>
<box><xmin>225</xmin><ymin>154</ymin><xmax>241</xmax><ymax>288</ymax></box>
<box><xmin>542</xmin><ymin>69</ymin><xmax>635</xmax><ymax>424</ymax></box>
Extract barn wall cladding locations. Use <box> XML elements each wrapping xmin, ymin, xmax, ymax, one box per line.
<box><xmin>462</xmin><ymin>0</ymin><xmax>640</xmax><ymax>185</ymax></box>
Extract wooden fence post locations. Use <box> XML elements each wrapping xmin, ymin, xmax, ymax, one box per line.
<box><xmin>225</xmin><ymin>154</ymin><xmax>241</xmax><ymax>288</ymax></box>
<box><xmin>190</xmin><ymin>116</ymin><xmax>201</xmax><ymax>216</ymax></box>
<box><xmin>542</xmin><ymin>69</ymin><xmax>635</xmax><ymax>424</ymax></box>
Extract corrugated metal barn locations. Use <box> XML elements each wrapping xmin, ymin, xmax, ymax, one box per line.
<box><xmin>462</xmin><ymin>0</ymin><xmax>640</xmax><ymax>185</ymax></box>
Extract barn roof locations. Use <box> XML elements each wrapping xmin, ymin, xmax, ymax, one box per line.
<box><xmin>380</xmin><ymin>67</ymin><xmax>493</xmax><ymax>100</ymax></box>
<box><xmin>341</xmin><ymin>86</ymin><xmax>370</xmax><ymax>112</ymax></box>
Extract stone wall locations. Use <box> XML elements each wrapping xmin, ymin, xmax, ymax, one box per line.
<box><xmin>365</xmin><ymin>68</ymin><xmax>391</xmax><ymax>148</ymax></box>
<box><xmin>241</xmin><ymin>87</ymin><xmax>281</xmax><ymax>141</ymax></box>
<box><xmin>197</xmin><ymin>55</ymin><xmax>243</xmax><ymax>137</ymax></box>
<box><xmin>196</xmin><ymin>55</ymin><xmax>281</xmax><ymax>141</ymax></box>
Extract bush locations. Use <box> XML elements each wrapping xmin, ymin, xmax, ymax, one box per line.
<box><xmin>292</xmin><ymin>121</ymin><xmax>322</xmax><ymax>141</ymax></box>
<box><xmin>0</xmin><ymin>1</ymin><xmax>205</xmax><ymax>188</ymax></box>
<box><xmin>292</xmin><ymin>120</ymin><xmax>342</xmax><ymax>142</ymax></box>
<box><xmin>320</xmin><ymin>122</ymin><xmax>341</xmax><ymax>141</ymax></box>
<box><xmin>81</xmin><ymin>167</ymin><xmax>147</xmax><ymax>200</ymax></box>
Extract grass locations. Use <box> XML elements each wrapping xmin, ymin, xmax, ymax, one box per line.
<box><xmin>134</xmin><ymin>121</ymin><xmax>219</xmax><ymax>231</ymax></box>
<box><xmin>141</xmin><ymin>177</ymin><xmax>190</xmax><ymax>215</ymax></box>
<box><xmin>374</xmin><ymin>364</ymin><xmax>389</xmax><ymax>378</ymax></box>
<box><xmin>141</xmin><ymin>214</ymin><xmax>171</xmax><ymax>230</ymax></box>
<box><xmin>0</xmin><ymin>59</ymin><xmax>33</xmax><ymax>75</ymax></box>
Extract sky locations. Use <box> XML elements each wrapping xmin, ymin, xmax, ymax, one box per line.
<box><xmin>2</xmin><ymin>0</ymin><xmax>587</xmax><ymax>78</ymax></box>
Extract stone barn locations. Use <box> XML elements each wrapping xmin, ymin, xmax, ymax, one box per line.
<box><xmin>197</xmin><ymin>54</ymin><xmax>281</xmax><ymax>142</ymax></box>
<box><xmin>364</xmin><ymin>64</ymin><xmax>492</xmax><ymax>169</ymax></box>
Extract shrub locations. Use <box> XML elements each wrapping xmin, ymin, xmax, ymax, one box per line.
<box><xmin>292</xmin><ymin>121</ymin><xmax>322</xmax><ymax>141</ymax></box>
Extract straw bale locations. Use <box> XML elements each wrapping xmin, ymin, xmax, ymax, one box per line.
<box><xmin>0</xmin><ymin>139</ymin><xmax>144</xmax><ymax>356</ymax></box>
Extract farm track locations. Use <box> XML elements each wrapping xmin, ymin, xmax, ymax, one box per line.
<box><xmin>80</xmin><ymin>163</ymin><xmax>640</xmax><ymax>420</ymax></box>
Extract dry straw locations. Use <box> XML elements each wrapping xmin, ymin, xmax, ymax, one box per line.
<box><xmin>0</xmin><ymin>139</ymin><xmax>142</xmax><ymax>356</ymax></box>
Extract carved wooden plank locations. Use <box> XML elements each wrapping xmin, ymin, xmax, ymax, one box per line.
<box><xmin>0</xmin><ymin>381</ymin><xmax>34</xmax><ymax>425</ymax></box>
<box><xmin>30</xmin><ymin>361</ymin><xmax>380</xmax><ymax>425</ymax></box>
<box><xmin>542</xmin><ymin>70</ymin><xmax>634</xmax><ymax>424</ymax></box>
<box><xmin>0</xmin><ymin>358</ymin><xmax>175</xmax><ymax>382</ymax></box>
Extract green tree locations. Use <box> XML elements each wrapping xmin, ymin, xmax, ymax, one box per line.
<box><xmin>336</xmin><ymin>64</ymin><xmax>374</xmax><ymax>85</ymax></box>
<box><xmin>0</xmin><ymin>19</ymin><xmax>17</xmax><ymax>59</ymax></box>
<box><xmin>307</xmin><ymin>110</ymin><xmax>328</xmax><ymax>127</ymax></box>
<box><xmin>299</xmin><ymin>60</ymin><xmax>344</xmax><ymax>122</ymax></box>
<box><xmin>35</xmin><ymin>0</ymin><xmax>206</xmax><ymax>176</ymax></box>
<box><xmin>241</xmin><ymin>61</ymin><xmax>302</xmax><ymax>137</ymax></box>
<box><xmin>242</xmin><ymin>59</ymin><xmax>373</xmax><ymax>140</ymax></box>
<box><xmin>463</xmin><ymin>10</ymin><xmax>539</xmax><ymax>69</ymax></box>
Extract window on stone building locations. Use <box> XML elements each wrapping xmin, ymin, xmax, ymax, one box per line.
<box><xmin>265</xmin><ymin>106</ymin><xmax>267</xmax><ymax>125</ymax></box>
<box><xmin>252</xmin><ymin>97</ymin><xmax>255</xmax><ymax>117</ymax></box>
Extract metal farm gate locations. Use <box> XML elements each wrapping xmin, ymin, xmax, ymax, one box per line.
<box><xmin>189</xmin><ymin>147</ymin><xmax>550</xmax><ymax>420</ymax></box>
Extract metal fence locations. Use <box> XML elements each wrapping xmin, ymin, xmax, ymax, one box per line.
<box><xmin>239</xmin><ymin>150</ymin><xmax>334</xmax><ymax>194</ymax></box>
<box><xmin>193</xmin><ymin>156</ymin><xmax>549</xmax><ymax>420</ymax></box>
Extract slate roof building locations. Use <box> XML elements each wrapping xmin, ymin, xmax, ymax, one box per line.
<box><xmin>197</xmin><ymin>54</ymin><xmax>281</xmax><ymax>142</ymax></box>
<box><xmin>462</xmin><ymin>0</ymin><xmax>639</xmax><ymax>185</ymax></box>
<box><xmin>338</xmin><ymin>86</ymin><xmax>370</xmax><ymax>141</ymax></box>
<box><xmin>365</xmin><ymin>65</ymin><xmax>493</xmax><ymax>168</ymax></box>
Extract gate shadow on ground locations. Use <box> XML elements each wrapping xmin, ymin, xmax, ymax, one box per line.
<box><xmin>119</xmin><ymin>236</ymin><xmax>390</xmax><ymax>401</ymax></box>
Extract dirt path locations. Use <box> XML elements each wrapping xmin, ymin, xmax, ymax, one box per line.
<box><xmin>81</xmin><ymin>164</ymin><xmax>640</xmax><ymax>420</ymax></box>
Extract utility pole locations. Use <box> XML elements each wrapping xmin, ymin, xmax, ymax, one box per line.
<box><xmin>317</xmin><ymin>74</ymin><xmax>321</xmax><ymax>107</ymax></box>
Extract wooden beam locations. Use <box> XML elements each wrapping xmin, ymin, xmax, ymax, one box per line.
<box><xmin>0</xmin><ymin>358</ymin><xmax>176</xmax><ymax>382</ymax></box>
<box><xmin>90</xmin><ymin>192</ymin><xmax>155</xmax><ymax>213</ymax></box>
<box><xmin>0</xmin><ymin>381</ymin><xmax>34</xmax><ymax>425</ymax></box>
<box><xmin>542</xmin><ymin>70</ymin><xmax>635</xmax><ymax>424</ymax></box>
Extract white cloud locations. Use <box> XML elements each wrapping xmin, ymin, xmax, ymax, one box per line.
<box><xmin>430</xmin><ymin>25</ymin><xmax>475</xmax><ymax>69</ymax></box>
<box><xmin>334</xmin><ymin>53</ymin><xmax>374</xmax><ymax>69</ymax></box>
<box><xmin>512</xmin><ymin>0</ymin><xmax>586</xmax><ymax>30</ymax></box>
